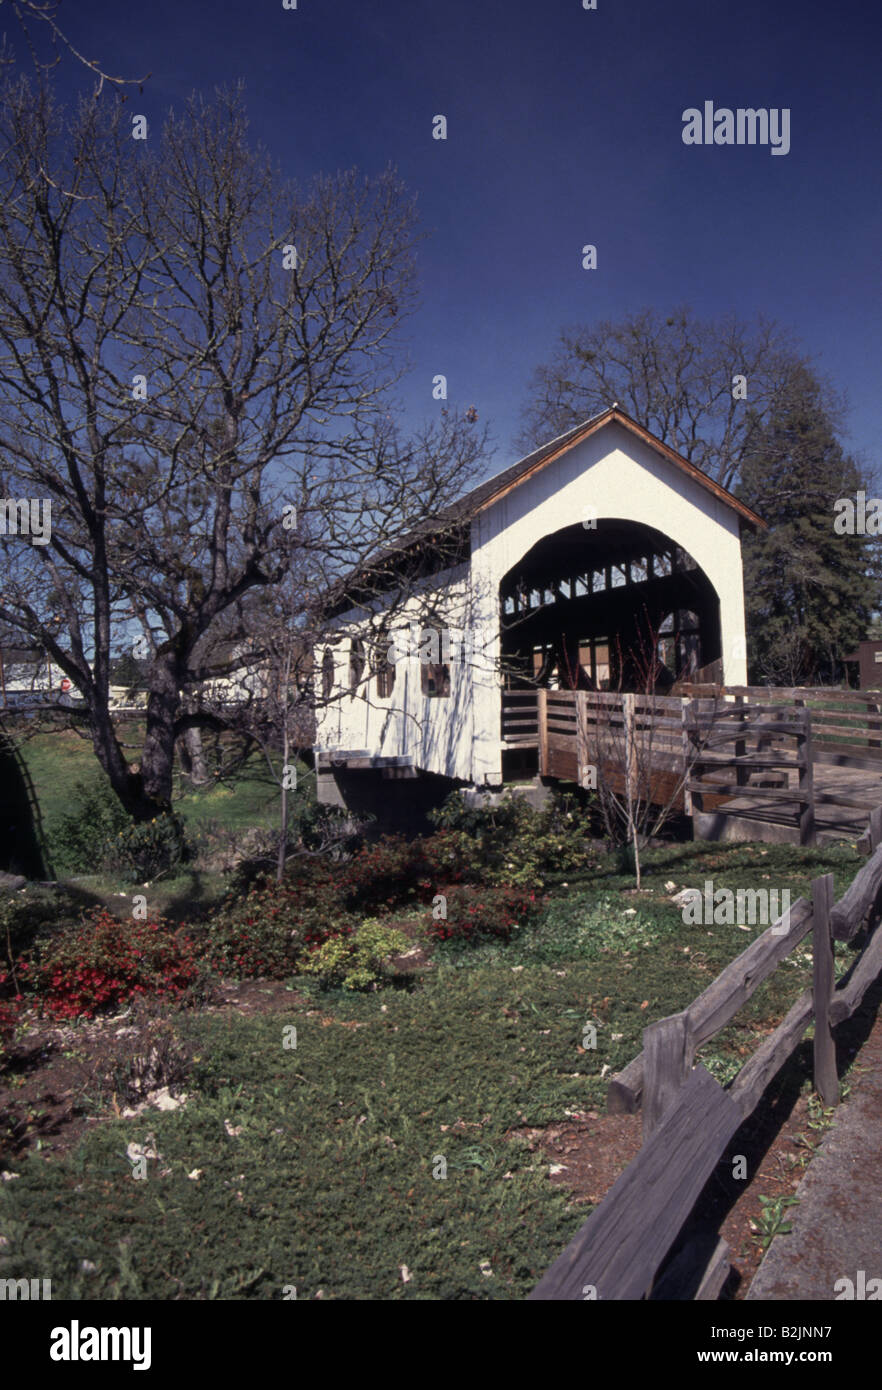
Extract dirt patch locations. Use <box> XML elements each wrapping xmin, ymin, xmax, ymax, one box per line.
<box><xmin>0</xmin><ymin>977</ymin><xmax>306</xmax><ymax>1164</ymax></box>
<box><xmin>508</xmin><ymin>1111</ymin><xmax>643</xmax><ymax>1207</ymax></box>
<box><xmin>210</xmin><ymin>978</ymin><xmax>307</xmax><ymax>1016</ymax></box>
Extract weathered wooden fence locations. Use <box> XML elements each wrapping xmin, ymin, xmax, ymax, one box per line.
<box><xmin>501</xmin><ymin>685</ymin><xmax>882</xmax><ymax>842</ymax></box>
<box><xmin>504</xmin><ymin>688</ymin><xmax>697</xmax><ymax>804</ymax></box>
<box><xmin>528</xmin><ymin>804</ymin><xmax>882</xmax><ymax>1300</ymax></box>
<box><xmin>686</xmin><ymin>697</ymin><xmax>815</xmax><ymax>843</ymax></box>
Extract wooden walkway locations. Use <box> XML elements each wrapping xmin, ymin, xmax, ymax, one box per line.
<box><xmin>702</xmin><ymin>762</ymin><xmax>882</xmax><ymax>843</ymax></box>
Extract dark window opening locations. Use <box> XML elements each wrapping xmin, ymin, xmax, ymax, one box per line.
<box><xmin>422</xmin><ymin>662</ymin><xmax>450</xmax><ymax>698</ymax></box>
<box><xmin>349</xmin><ymin>638</ymin><xmax>366</xmax><ymax>696</ymax></box>
<box><xmin>321</xmin><ymin>647</ymin><xmax>335</xmax><ymax>701</ymax></box>
<box><xmin>374</xmin><ymin>632</ymin><xmax>396</xmax><ymax>698</ymax></box>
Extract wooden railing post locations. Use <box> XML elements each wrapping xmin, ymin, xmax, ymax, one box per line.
<box><xmin>797</xmin><ymin>705</ymin><xmax>815</xmax><ymax>845</ymax></box>
<box><xmin>686</xmin><ymin>698</ymin><xmax>706</xmax><ymax>814</ymax></box>
<box><xmin>536</xmin><ymin>687</ymin><xmax>548</xmax><ymax>776</ymax></box>
<box><xmin>623</xmin><ymin>692</ymin><xmax>636</xmax><ymax>802</ymax></box>
<box><xmin>811</xmin><ymin>874</ymin><xmax>838</xmax><ymax>1106</ymax></box>
<box><xmin>575</xmin><ymin>690</ymin><xmax>592</xmax><ymax>789</ymax></box>
<box><xmin>734</xmin><ymin>693</ymin><xmax>748</xmax><ymax>787</ymax></box>
<box><xmin>680</xmin><ymin>698</ymin><xmax>692</xmax><ymax>816</ymax></box>
<box><xmin>868</xmin><ymin>699</ymin><xmax>881</xmax><ymax>752</ymax></box>
<box><xmin>642</xmin><ymin>1012</ymin><xmax>691</xmax><ymax>1142</ymax></box>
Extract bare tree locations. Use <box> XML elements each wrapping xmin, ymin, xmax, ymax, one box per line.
<box><xmin>518</xmin><ymin>306</ymin><xmax>843</xmax><ymax>492</ymax></box>
<box><xmin>590</xmin><ymin>620</ymin><xmax>717</xmax><ymax>886</ymax></box>
<box><xmin>0</xmin><ymin>0</ymin><xmax>149</xmax><ymax>95</ymax></box>
<box><xmin>0</xmin><ymin>80</ymin><xmax>485</xmax><ymax>822</ymax></box>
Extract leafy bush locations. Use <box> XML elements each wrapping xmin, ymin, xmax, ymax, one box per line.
<box><xmin>419</xmin><ymin>827</ymin><xmax>488</xmax><ymax>886</ymax></box>
<box><xmin>429</xmin><ymin>789</ymin><xmax>504</xmax><ymax>837</ymax></box>
<box><xmin>204</xmin><ymin>866</ymin><xmax>352</xmax><ymax>980</ymax></box>
<box><xmin>50</xmin><ymin>775</ymin><xmax>191</xmax><ymax>882</ymax></box>
<box><xmin>28</xmin><ymin>909</ymin><xmax>203</xmax><ymax>1020</ymax></box>
<box><xmin>300</xmin><ymin>917</ymin><xmax>410</xmax><ymax>991</ymax></box>
<box><xmin>428</xmin><ymin>789</ymin><xmax>597</xmax><ymax>890</ymax></box>
<box><xmin>427</xmin><ymin>884</ymin><xmax>540</xmax><ymax>943</ymax></box>
<box><xmin>340</xmin><ymin>836</ymin><xmax>435</xmax><ymax>913</ymax></box>
<box><xmin>225</xmin><ymin>801</ymin><xmax>363</xmax><ymax>894</ymax></box>
<box><xmin>51</xmin><ymin>776</ymin><xmax>130</xmax><ymax>875</ymax></box>
<box><xmin>102</xmin><ymin>812</ymin><xmax>190</xmax><ymax>883</ymax></box>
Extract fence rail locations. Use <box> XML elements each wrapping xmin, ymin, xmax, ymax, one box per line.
<box><xmin>528</xmin><ymin>803</ymin><xmax>882</xmax><ymax>1301</ymax></box>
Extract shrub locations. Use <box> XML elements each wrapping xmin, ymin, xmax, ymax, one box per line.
<box><xmin>50</xmin><ymin>775</ymin><xmax>191</xmax><ymax>883</ymax></box>
<box><xmin>340</xmin><ymin>836</ymin><xmax>435</xmax><ymax>913</ymax></box>
<box><xmin>427</xmin><ymin>884</ymin><xmax>540</xmax><ymax>943</ymax></box>
<box><xmin>101</xmin><ymin>812</ymin><xmax>190</xmax><ymax>883</ymax></box>
<box><xmin>28</xmin><ymin>909</ymin><xmax>203</xmax><ymax>1020</ymax></box>
<box><xmin>427</xmin><ymin>789</ymin><xmax>597</xmax><ymax>890</ymax></box>
<box><xmin>204</xmin><ymin>866</ymin><xmax>352</xmax><ymax>980</ymax></box>
<box><xmin>51</xmin><ymin>776</ymin><xmax>130</xmax><ymax>875</ymax></box>
<box><xmin>226</xmin><ymin>803</ymin><xmax>363</xmax><ymax>894</ymax></box>
<box><xmin>419</xmin><ymin>828</ymin><xmax>487</xmax><ymax>886</ymax></box>
<box><xmin>300</xmin><ymin>917</ymin><xmax>410</xmax><ymax>991</ymax></box>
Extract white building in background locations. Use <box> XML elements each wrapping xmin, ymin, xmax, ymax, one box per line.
<box><xmin>314</xmin><ymin>406</ymin><xmax>762</xmax><ymax>816</ymax></box>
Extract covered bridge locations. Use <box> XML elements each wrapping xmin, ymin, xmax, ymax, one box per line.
<box><xmin>314</xmin><ymin>406</ymin><xmax>763</xmax><ymax>819</ymax></box>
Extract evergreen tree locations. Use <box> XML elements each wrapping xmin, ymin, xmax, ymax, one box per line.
<box><xmin>737</xmin><ymin>367</ymin><xmax>880</xmax><ymax>685</ymax></box>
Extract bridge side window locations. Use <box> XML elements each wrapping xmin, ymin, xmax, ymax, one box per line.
<box><xmin>422</xmin><ymin>661</ymin><xmax>450</xmax><ymax>698</ymax></box>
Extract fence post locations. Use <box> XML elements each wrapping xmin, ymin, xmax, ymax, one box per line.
<box><xmin>868</xmin><ymin>699</ymin><xmax>881</xmax><ymax>752</ymax></box>
<box><xmin>870</xmin><ymin>804</ymin><xmax>882</xmax><ymax>852</ymax></box>
<box><xmin>680</xmin><ymin>698</ymin><xmax>692</xmax><ymax>816</ymax></box>
<box><xmin>797</xmin><ymin>706</ymin><xmax>815</xmax><ymax>845</ymax></box>
<box><xmin>623</xmin><ymin>692</ymin><xmax>636</xmax><ymax>801</ymax></box>
<box><xmin>685</xmin><ymin>699</ymin><xmax>704</xmax><ymax>814</ymax></box>
<box><xmin>734</xmin><ymin>693</ymin><xmax>748</xmax><ymax>787</ymax></box>
<box><xmin>811</xmin><ymin>874</ymin><xmax>839</xmax><ymax>1106</ymax></box>
<box><xmin>575</xmin><ymin>691</ymin><xmax>594</xmax><ymax>790</ymax></box>
<box><xmin>642</xmin><ymin>1012</ymin><xmax>691</xmax><ymax>1142</ymax></box>
<box><xmin>536</xmin><ymin>687</ymin><xmax>548</xmax><ymax>776</ymax></box>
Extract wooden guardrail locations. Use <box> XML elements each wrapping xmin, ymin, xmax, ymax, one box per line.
<box><xmin>686</xmin><ymin>698</ymin><xmax>816</xmax><ymax>843</ymax></box>
<box><xmin>529</xmin><ymin>804</ymin><xmax>882</xmax><ymax>1301</ymax></box>
<box><xmin>501</xmin><ymin>689</ymin><xmax>540</xmax><ymax>746</ymax></box>
<box><xmin>503</xmin><ymin>688</ymin><xmax>699</xmax><ymax>804</ymax></box>
<box><xmin>503</xmin><ymin>685</ymin><xmax>882</xmax><ymax>838</ymax></box>
<box><xmin>681</xmin><ymin>685</ymin><xmax>882</xmax><ymax>773</ymax></box>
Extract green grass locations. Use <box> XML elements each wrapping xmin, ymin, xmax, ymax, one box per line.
<box><xmin>65</xmin><ymin>869</ymin><xmax>233</xmax><ymax>923</ymax></box>
<box><xmin>18</xmin><ymin>724</ymin><xmax>289</xmax><ymax>847</ymax></box>
<box><xmin>14</xmin><ymin>726</ymin><xmax>315</xmax><ymax>910</ymax></box>
<box><xmin>1</xmin><ymin>971</ymin><xmax>600</xmax><ymax>1300</ymax></box>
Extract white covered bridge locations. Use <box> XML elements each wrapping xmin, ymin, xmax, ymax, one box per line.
<box><xmin>314</xmin><ymin>406</ymin><xmax>763</xmax><ymax>823</ymax></box>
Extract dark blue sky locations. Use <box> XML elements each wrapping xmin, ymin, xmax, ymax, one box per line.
<box><xmin>46</xmin><ymin>0</ymin><xmax>882</xmax><ymax>479</ymax></box>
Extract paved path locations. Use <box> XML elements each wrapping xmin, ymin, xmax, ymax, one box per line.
<box><xmin>747</xmin><ymin>1013</ymin><xmax>882</xmax><ymax>1301</ymax></box>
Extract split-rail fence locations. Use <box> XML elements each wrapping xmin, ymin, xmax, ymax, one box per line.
<box><xmin>528</xmin><ymin>804</ymin><xmax>882</xmax><ymax>1300</ymax></box>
